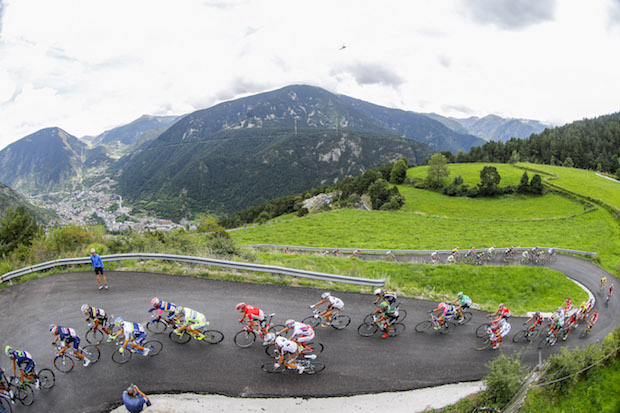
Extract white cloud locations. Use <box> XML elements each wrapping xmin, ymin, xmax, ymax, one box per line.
<box><xmin>0</xmin><ymin>0</ymin><xmax>619</xmax><ymax>149</ymax></box>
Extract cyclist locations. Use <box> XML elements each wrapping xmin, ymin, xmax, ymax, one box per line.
<box><xmin>585</xmin><ymin>297</ymin><xmax>595</xmax><ymax>313</ymax></box>
<box><xmin>487</xmin><ymin>245</ymin><xmax>496</xmax><ymax>260</ymax></box>
<box><xmin>447</xmin><ymin>254</ymin><xmax>456</xmax><ymax>264</ymax></box>
<box><xmin>385</xmin><ymin>250</ymin><xmax>395</xmax><ymax>261</ymax></box>
<box><xmin>451</xmin><ymin>292</ymin><xmax>472</xmax><ymax>323</ymax></box>
<box><xmin>109</xmin><ymin>317</ymin><xmax>150</xmax><ymax>356</ymax></box>
<box><xmin>549</xmin><ymin>307</ymin><xmax>565</xmax><ymax>343</ymax></box>
<box><xmin>431</xmin><ymin>302</ymin><xmax>457</xmax><ymax>329</ymax></box>
<box><xmin>310</xmin><ymin>292</ymin><xmax>344</xmax><ymax>327</ymax></box>
<box><xmin>521</xmin><ymin>250</ymin><xmax>530</xmax><ymax>262</ymax></box>
<box><xmin>586</xmin><ymin>310</ymin><xmax>599</xmax><ymax>332</ymax></box>
<box><xmin>608</xmin><ymin>283</ymin><xmax>615</xmax><ymax>302</ymax></box>
<box><xmin>548</xmin><ymin>247</ymin><xmax>556</xmax><ymax>258</ymax></box>
<box><xmin>373</xmin><ymin>289</ymin><xmax>397</xmax><ymax>306</ymax></box>
<box><xmin>81</xmin><ymin>304</ymin><xmax>111</xmax><ymax>335</ymax></box>
<box><xmin>173</xmin><ymin>307</ymin><xmax>209</xmax><ymax>339</ymax></box>
<box><xmin>598</xmin><ymin>277</ymin><xmax>607</xmax><ymax>294</ymax></box>
<box><xmin>236</xmin><ymin>302</ymin><xmax>268</xmax><ymax>335</ymax></box>
<box><xmin>375</xmin><ymin>301</ymin><xmax>399</xmax><ymax>338</ymax></box>
<box><xmin>273</xmin><ymin>336</ymin><xmax>303</xmax><ymax>374</ymax></box>
<box><xmin>576</xmin><ymin>301</ymin><xmax>589</xmax><ymax>322</ymax></box>
<box><xmin>5</xmin><ymin>346</ymin><xmax>39</xmax><ymax>388</ymax></box>
<box><xmin>563</xmin><ymin>311</ymin><xmax>579</xmax><ymax>340</ymax></box>
<box><xmin>349</xmin><ymin>249</ymin><xmax>361</xmax><ymax>258</ymax></box>
<box><xmin>465</xmin><ymin>247</ymin><xmax>476</xmax><ymax>259</ymax></box>
<box><xmin>278</xmin><ymin>319</ymin><xmax>315</xmax><ymax>348</ymax></box>
<box><xmin>490</xmin><ymin>318</ymin><xmax>511</xmax><ymax>349</ymax></box>
<box><xmin>0</xmin><ymin>367</ymin><xmax>14</xmax><ymax>399</ymax></box>
<box><xmin>50</xmin><ymin>325</ymin><xmax>90</xmax><ymax>367</ymax></box>
<box><xmin>431</xmin><ymin>251</ymin><xmax>439</xmax><ymax>263</ymax></box>
<box><xmin>148</xmin><ymin>297</ymin><xmax>178</xmax><ymax>323</ymax></box>
<box><xmin>563</xmin><ymin>297</ymin><xmax>573</xmax><ymax>312</ymax></box>
<box><xmin>488</xmin><ymin>303</ymin><xmax>511</xmax><ymax>325</ymax></box>
<box><xmin>504</xmin><ymin>246</ymin><xmax>515</xmax><ymax>261</ymax></box>
<box><xmin>523</xmin><ymin>311</ymin><xmax>544</xmax><ymax>332</ymax></box>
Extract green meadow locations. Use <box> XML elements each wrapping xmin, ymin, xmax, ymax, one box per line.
<box><xmin>406</xmin><ymin>162</ymin><xmax>541</xmax><ymax>187</ymax></box>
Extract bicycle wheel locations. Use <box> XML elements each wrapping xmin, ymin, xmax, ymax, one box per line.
<box><xmin>234</xmin><ymin>330</ymin><xmax>256</xmax><ymax>348</ymax></box>
<box><xmin>261</xmin><ymin>362</ymin><xmax>286</xmax><ymax>373</ymax></box>
<box><xmin>363</xmin><ymin>313</ymin><xmax>375</xmax><ymax>324</ymax></box>
<box><xmin>303</xmin><ymin>342</ymin><xmax>323</xmax><ymax>355</ymax></box>
<box><xmin>37</xmin><ymin>368</ymin><xmax>55</xmax><ymax>389</ymax></box>
<box><xmin>0</xmin><ymin>395</ymin><xmax>11</xmax><ymax>413</ymax></box>
<box><xmin>146</xmin><ymin>319</ymin><xmax>167</xmax><ymax>334</ymax></box>
<box><xmin>475</xmin><ymin>336</ymin><xmax>492</xmax><ymax>351</ymax></box>
<box><xmin>305</xmin><ymin>362</ymin><xmax>326</xmax><ymax>374</ymax></box>
<box><xmin>388</xmin><ymin>323</ymin><xmax>406</xmax><ymax>337</ymax></box>
<box><xmin>538</xmin><ymin>336</ymin><xmax>552</xmax><ymax>349</ymax></box>
<box><xmin>111</xmin><ymin>348</ymin><xmax>132</xmax><ymax>364</ymax></box>
<box><xmin>415</xmin><ymin>320</ymin><xmax>433</xmax><ymax>333</ymax></box>
<box><xmin>358</xmin><ymin>323</ymin><xmax>378</xmax><ymax>337</ymax></box>
<box><xmin>331</xmin><ymin>314</ymin><xmax>351</xmax><ymax>329</ymax></box>
<box><xmin>265</xmin><ymin>344</ymin><xmax>279</xmax><ymax>358</ymax></box>
<box><xmin>201</xmin><ymin>330</ymin><xmax>224</xmax><ymax>344</ymax></box>
<box><xmin>53</xmin><ymin>354</ymin><xmax>74</xmax><ymax>373</ymax></box>
<box><xmin>512</xmin><ymin>330</ymin><xmax>527</xmax><ymax>343</ymax></box>
<box><xmin>302</xmin><ymin>316</ymin><xmax>320</xmax><ymax>328</ymax></box>
<box><xmin>169</xmin><ymin>330</ymin><xmax>192</xmax><ymax>344</ymax></box>
<box><xmin>476</xmin><ymin>323</ymin><xmax>491</xmax><ymax>338</ymax></box>
<box><xmin>16</xmin><ymin>384</ymin><xmax>34</xmax><ymax>406</ymax></box>
<box><xmin>83</xmin><ymin>345</ymin><xmax>101</xmax><ymax>363</ymax></box>
<box><xmin>460</xmin><ymin>311</ymin><xmax>473</xmax><ymax>325</ymax></box>
<box><xmin>85</xmin><ymin>327</ymin><xmax>104</xmax><ymax>345</ymax></box>
<box><xmin>144</xmin><ymin>340</ymin><xmax>163</xmax><ymax>356</ymax></box>
<box><xmin>527</xmin><ymin>329</ymin><xmax>540</xmax><ymax>341</ymax></box>
<box><xmin>396</xmin><ymin>309</ymin><xmax>407</xmax><ymax>322</ymax></box>
<box><xmin>440</xmin><ymin>321</ymin><xmax>456</xmax><ymax>334</ymax></box>
<box><xmin>580</xmin><ymin>328</ymin><xmax>590</xmax><ymax>338</ymax></box>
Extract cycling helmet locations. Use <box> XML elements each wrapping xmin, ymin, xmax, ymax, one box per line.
<box><xmin>90</xmin><ymin>248</ymin><xmax>96</xmax><ymax>253</ymax></box>
<box><xmin>151</xmin><ymin>297</ymin><xmax>160</xmax><ymax>308</ymax></box>
<box><xmin>321</xmin><ymin>292</ymin><xmax>331</xmax><ymax>299</ymax></box>
<box><xmin>534</xmin><ymin>311</ymin><xmax>540</xmax><ymax>317</ymax></box>
<box><xmin>49</xmin><ymin>324</ymin><xmax>58</xmax><ymax>334</ymax></box>
<box><xmin>263</xmin><ymin>332</ymin><xmax>276</xmax><ymax>344</ymax></box>
<box><xmin>437</xmin><ymin>302</ymin><xmax>446</xmax><ymax>310</ymax></box>
<box><xmin>498</xmin><ymin>303</ymin><xmax>504</xmax><ymax>310</ymax></box>
<box><xmin>378</xmin><ymin>301</ymin><xmax>388</xmax><ymax>310</ymax></box>
<box><xmin>81</xmin><ymin>304</ymin><xmax>89</xmax><ymax>314</ymax></box>
<box><xmin>457</xmin><ymin>292</ymin><xmax>463</xmax><ymax>298</ymax></box>
<box><xmin>275</xmin><ymin>336</ymin><xmax>287</xmax><ymax>347</ymax></box>
<box><xmin>285</xmin><ymin>319</ymin><xmax>295</xmax><ymax>327</ymax></box>
<box><xmin>566</xmin><ymin>297</ymin><xmax>571</xmax><ymax>301</ymax></box>
<box><xmin>175</xmin><ymin>307</ymin><xmax>184</xmax><ymax>316</ymax></box>
<box><xmin>235</xmin><ymin>302</ymin><xmax>246</xmax><ymax>311</ymax></box>
<box><xmin>114</xmin><ymin>316</ymin><xmax>124</xmax><ymax>327</ymax></box>
<box><xmin>4</xmin><ymin>345</ymin><xmax>13</xmax><ymax>357</ymax></box>
<box><xmin>374</xmin><ymin>288</ymin><xmax>382</xmax><ymax>295</ymax></box>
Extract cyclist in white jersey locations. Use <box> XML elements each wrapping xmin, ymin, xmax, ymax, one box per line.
<box><xmin>310</xmin><ymin>292</ymin><xmax>344</xmax><ymax>327</ymax></box>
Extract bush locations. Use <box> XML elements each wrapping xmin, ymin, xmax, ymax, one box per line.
<box><xmin>483</xmin><ymin>353</ymin><xmax>528</xmax><ymax>408</ymax></box>
<box><xmin>296</xmin><ymin>207</ymin><xmax>309</xmax><ymax>217</ymax></box>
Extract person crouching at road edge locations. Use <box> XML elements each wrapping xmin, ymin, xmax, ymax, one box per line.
<box><xmin>90</xmin><ymin>248</ymin><xmax>108</xmax><ymax>290</ymax></box>
<box><xmin>122</xmin><ymin>383</ymin><xmax>151</xmax><ymax>413</ymax></box>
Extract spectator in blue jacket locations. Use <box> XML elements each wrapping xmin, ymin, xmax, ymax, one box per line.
<box><xmin>90</xmin><ymin>248</ymin><xmax>108</xmax><ymax>290</ymax></box>
<box><xmin>122</xmin><ymin>384</ymin><xmax>151</xmax><ymax>412</ymax></box>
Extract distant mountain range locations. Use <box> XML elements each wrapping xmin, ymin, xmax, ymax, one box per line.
<box><xmin>0</xmin><ymin>84</ymin><xmax>559</xmax><ymax>219</ymax></box>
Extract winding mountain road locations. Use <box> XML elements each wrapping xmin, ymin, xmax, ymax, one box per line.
<box><xmin>1</xmin><ymin>255</ymin><xmax>618</xmax><ymax>413</ymax></box>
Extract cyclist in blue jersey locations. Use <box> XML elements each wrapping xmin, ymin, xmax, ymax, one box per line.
<box><xmin>149</xmin><ymin>297</ymin><xmax>178</xmax><ymax>322</ymax></box>
<box><xmin>50</xmin><ymin>324</ymin><xmax>90</xmax><ymax>366</ymax></box>
<box><xmin>109</xmin><ymin>317</ymin><xmax>150</xmax><ymax>356</ymax></box>
<box><xmin>5</xmin><ymin>345</ymin><xmax>40</xmax><ymax>388</ymax></box>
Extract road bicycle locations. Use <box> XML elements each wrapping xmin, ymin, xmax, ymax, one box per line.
<box><xmin>415</xmin><ymin>313</ymin><xmax>456</xmax><ymax>334</ymax></box>
<box><xmin>261</xmin><ymin>355</ymin><xmax>325</xmax><ymax>375</ymax></box>
<box><xmin>2</xmin><ymin>366</ymin><xmax>54</xmax><ymax>409</ymax></box>
<box><xmin>146</xmin><ymin>314</ymin><xmax>180</xmax><ymax>334</ymax></box>
<box><xmin>357</xmin><ymin>315</ymin><xmax>405</xmax><ymax>338</ymax></box>
<box><xmin>111</xmin><ymin>340</ymin><xmax>163</xmax><ymax>364</ymax></box>
<box><xmin>579</xmin><ymin>321</ymin><xmax>597</xmax><ymax>338</ymax></box>
<box><xmin>363</xmin><ymin>303</ymin><xmax>407</xmax><ymax>324</ymax></box>
<box><xmin>265</xmin><ymin>341</ymin><xmax>324</xmax><ymax>358</ymax></box>
<box><xmin>512</xmin><ymin>323</ymin><xmax>542</xmax><ymax>343</ymax></box>
<box><xmin>538</xmin><ymin>326</ymin><xmax>559</xmax><ymax>349</ymax></box>
<box><xmin>234</xmin><ymin>314</ymin><xmax>285</xmax><ymax>348</ymax></box>
<box><xmin>0</xmin><ymin>390</ymin><xmax>13</xmax><ymax>412</ymax></box>
<box><xmin>302</xmin><ymin>308</ymin><xmax>351</xmax><ymax>329</ymax></box>
<box><xmin>53</xmin><ymin>345</ymin><xmax>100</xmax><ymax>373</ymax></box>
<box><xmin>169</xmin><ymin>326</ymin><xmax>224</xmax><ymax>345</ymax></box>
<box><xmin>85</xmin><ymin>317</ymin><xmax>115</xmax><ymax>345</ymax></box>
<box><xmin>474</xmin><ymin>329</ymin><xmax>505</xmax><ymax>351</ymax></box>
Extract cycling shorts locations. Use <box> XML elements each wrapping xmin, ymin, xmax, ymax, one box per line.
<box><xmin>18</xmin><ymin>360</ymin><xmax>35</xmax><ymax>375</ymax></box>
<box><xmin>94</xmin><ymin>267</ymin><xmax>104</xmax><ymax>275</ymax></box>
<box><xmin>64</xmin><ymin>336</ymin><xmax>80</xmax><ymax>350</ymax></box>
<box><xmin>133</xmin><ymin>331</ymin><xmax>147</xmax><ymax>345</ymax></box>
<box><xmin>292</xmin><ymin>329</ymin><xmax>315</xmax><ymax>344</ymax></box>
<box><xmin>189</xmin><ymin>321</ymin><xmax>207</xmax><ymax>332</ymax></box>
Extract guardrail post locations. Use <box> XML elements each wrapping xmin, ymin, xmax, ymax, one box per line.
<box><xmin>117</xmin><ymin>261</ymin><xmax>121</xmax><ymax>269</ymax></box>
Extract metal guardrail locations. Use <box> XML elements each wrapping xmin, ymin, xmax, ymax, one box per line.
<box><xmin>0</xmin><ymin>253</ymin><xmax>385</xmax><ymax>288</ymax></box>
<box><xmin>250</xmin><ymin>245</ymin><xmax>598</xmax><ymax>257</ymax></box>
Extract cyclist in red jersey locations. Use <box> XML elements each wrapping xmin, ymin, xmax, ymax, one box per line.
<box><xmin>236</xmin><ymin>303</ymin><xmax>268</xmax><ymax>335</ymax></box>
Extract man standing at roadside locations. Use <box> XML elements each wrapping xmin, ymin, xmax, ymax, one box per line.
<box><xmin>122</xmin><ymin>384</ymin><xmax>151</xmax><ymax>412</ymax></box>
<box><xmin>90</xmin><ymin>248</ymin><xmax>108</xmax><ymax>290</ymax></box>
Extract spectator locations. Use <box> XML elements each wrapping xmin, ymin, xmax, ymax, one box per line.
<box><xmin>90</xmin><ymin>248</ymin><xmax>108</xmax><ymax>290</ymax></box>
<box><xmin>122</xmin><ymin>384</ymin><xmax>151</xmax><ymax>412</ymax></box>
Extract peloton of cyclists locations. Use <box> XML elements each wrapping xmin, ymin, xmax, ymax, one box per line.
<box><xmin>310</xmin><ymin>292</ymin><xmax>344</xmax><ymax>327</ymax></box>
<box><xmin>236</xmin><ymin>302</ymin><xmax>268</xmax><ymax>335</ymax></box>
<box><xmin>50</xmin><ymin>324</ymin><xmax>91</xmax><ymax>366</ymax></box>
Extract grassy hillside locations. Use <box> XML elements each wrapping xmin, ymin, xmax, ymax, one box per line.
<box><xmin>406</xmin><ymin>162</ymin><xmax>539</xmax><ymax>187</ymax></box>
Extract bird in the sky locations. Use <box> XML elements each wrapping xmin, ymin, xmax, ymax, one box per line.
<box><xmin>339</xmin><ymin>44</ymin><xmax>346</xmax><ymax>51</ymax></box>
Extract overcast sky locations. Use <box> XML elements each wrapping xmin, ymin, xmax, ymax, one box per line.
<box><xmin>1</xmin><ymin>0</ymin><xmax>619</xmax><ymax>149</ymax></box>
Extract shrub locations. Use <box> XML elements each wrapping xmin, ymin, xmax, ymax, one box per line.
<box><xmin>483</xmin><ymin>353</ymin><xmax>528</xmax><ymax>408</ymax></box>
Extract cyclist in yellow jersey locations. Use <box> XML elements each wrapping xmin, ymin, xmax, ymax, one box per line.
<box><xmin>173</xmin><ymin>307</ymin><xmax>209</xmax><ymax>339</ymax></box>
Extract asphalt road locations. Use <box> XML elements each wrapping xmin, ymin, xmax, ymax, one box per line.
<box><xmin>0</xmin><ymin>255</ymin><xmax>618</xmax><ymax>413</ymax></box>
